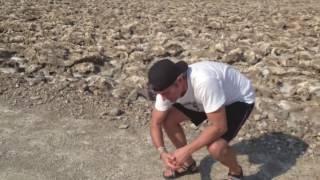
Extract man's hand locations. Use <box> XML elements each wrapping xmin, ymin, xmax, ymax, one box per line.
<box><xmin>172</xmin><ymin>146</ymin><xmax>191</xmax><ymax>169</ymax></box>
<box><xmin>160</xmin><ymin>152</ymin><xmax>177</xmax><ymax>169</ymax></box>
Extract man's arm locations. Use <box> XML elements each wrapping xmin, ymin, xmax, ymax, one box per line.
<box><xmin>150</xmin><ymin>108</ymin><xmax>168</xmax><ymax>150</ymax></box>
<box><xmin>150</xmin><ymin>108</ymin><xmax>177</xmax><ymax>168</ymax></box>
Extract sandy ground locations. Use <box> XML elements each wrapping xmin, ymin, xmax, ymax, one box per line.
<box><xmin>0</xmin><ymin>100</ymin><xmax>319</xmax><ymax>180</ymax></box>
<box><xmin>1</xmin><ymin>0</ymin><xmax>320</xmax><ymax>179</ymax></box>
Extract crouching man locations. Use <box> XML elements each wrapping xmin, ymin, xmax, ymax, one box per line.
<box><xmin>148</xmin><ymin>59</ymin><xmax>255</xmax><ymax>179</ymax></box>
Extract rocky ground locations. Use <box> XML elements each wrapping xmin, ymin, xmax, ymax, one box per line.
<box><xmin>0</xmin><ymin>0</ymin><xmax>319</xmax><ymax>179</ymax></box>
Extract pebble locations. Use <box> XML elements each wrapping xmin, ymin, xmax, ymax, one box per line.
<box><xmin>244</xmin><ymin>50</ymin><xmax>258</xmax><ymax>64</ymax></box>
<box><xmin>118</xmin><ymin>124</ymin><xmax>129</xmax><ymax>129</ymax></box>
<box><xmin>126</xmin><ymin>89</ymin><xmax>138</xmax><ymax>102</ymax></box>
<box><xmin>109</xmin><ymin>108</ymin><xmax>122</xmax><ymax>116</ymax></box>
<box><xmin>0</xmin><ymin>67</ymin><xmax>17</xmax><ymax>74</ymax></box>
<box><xmin>30</xmin><ymin>96</ymin><xmax>41</xmax><ymax>100</ymax></box>
<box><xmin>215</xmin><ymin>43</ymin><xmax>225</xmax><ymax>52</ymax></box>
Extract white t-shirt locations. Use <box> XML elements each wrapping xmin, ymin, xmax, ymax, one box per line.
<box><xmin>155</xmin><ymin>61</ymin><xmax>255</xmax><ymax>113</ymax></box>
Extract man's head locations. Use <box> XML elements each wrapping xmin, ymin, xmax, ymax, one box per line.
<box><xmin>148</xmin><ymin>59</ymin><xmax>188</xmax><ymax>102</ymax></box>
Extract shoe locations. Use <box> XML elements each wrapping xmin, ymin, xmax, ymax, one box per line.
<box><xmin>163</xmin><ymin>160</ymin><xmax>198</xmax><ymax>179</ymax></box>
<box><xmin>227</xmin><ymin>167</ymin><xmax>243</xmax><ymax>180</ymax></box>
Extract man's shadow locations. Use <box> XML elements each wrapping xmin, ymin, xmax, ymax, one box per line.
<box><xmin>198</xmin><ymin>132</ymin><xmax>308</xmax><ymax>180</ymax></box>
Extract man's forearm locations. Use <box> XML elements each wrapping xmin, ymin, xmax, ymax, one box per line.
<box><xmin>150</xmin><ymin>108</ymin><xmax>169</xmax><ymax>154</ymax></box>
<box><xmin>150</xmin><ymin>122</ymin><xmax>165</xmax><ymax>150</ymax></box>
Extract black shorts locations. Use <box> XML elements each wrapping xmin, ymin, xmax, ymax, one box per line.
<box><xmin>173</xmin><ymin>102</ymin><xmax>254</xmax><ymax>142</ymax></box>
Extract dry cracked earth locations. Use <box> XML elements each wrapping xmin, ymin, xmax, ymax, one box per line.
<box><xmin>0</xmin><ymin>0</ymin><xmax>320</xmax><ymax>179</ymax></box>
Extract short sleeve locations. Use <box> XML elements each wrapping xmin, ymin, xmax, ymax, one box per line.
<box><xmin>196</xmin><ymin>78</ymin><xmax>226</xmax><ymax>113</ymax></box>
<box><xmin>154</xmin><ymin>94</ymin><xmax>173</xmax><ymax>111</ymax></box>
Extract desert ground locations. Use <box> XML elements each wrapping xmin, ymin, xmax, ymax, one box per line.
<box><xmin>0</xmin><ymin>0</ymin><xmax>319</xmax><ymax>179</ymax></box>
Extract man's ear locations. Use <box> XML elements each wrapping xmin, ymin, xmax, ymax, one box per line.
<box><xmin>176</xmin><ymin>76</ymin><xmax>183</xmax><ymax>85</ymax></box>
<box><xmin>177</xmin><ymin>74</ymin><xmax>184</xmax><ymax>82</ymax></box>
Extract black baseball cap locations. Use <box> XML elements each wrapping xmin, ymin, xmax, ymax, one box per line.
<box><xmin>148</xmin><ymin>59</ymin><xmax>188</xmax><ymax>91</ymax></box>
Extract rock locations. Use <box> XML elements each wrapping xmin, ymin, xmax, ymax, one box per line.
<box><xmin>65</xmin><ymin>54</ymin><xmax>107</xmax><ymax>68</ymax></box>
<box><xmin>253</xmin><ymin>113</ymin><xmax>267</xmax><ymax>121</ymax></box>
<box><xmin>243</xmin><ymin>50</ymin><xmax>258</xmax><ymax>65</ymax></box>
<box><xmin>269</xmin><ymin>110</ymin><xmax>289</xmax><ymax>121</ymax></box>
<box><xmin>10</xmin><ymin>56</ymin><xmax>25</xmax><ymax>63</ymax></box>
<box><xmin>222</xmin><ymin>48</ymin><xmax>243</xmax><ymax>64</ymax></box>
<box><xmin>23</xmin><ymin>47</ymin><xmax>37</xmax><ymax>61</ymax></box>
<box><xmin>309</xmin><ymin>84</ymin><xmax>320</xmax><ymax>97</ymax></box>
<box><xmin>126</xmin><ymin>89</ymin><xmax>138</xmax><ymax>102</ymax></box>
<box><xmin>257</xmin><ymin>120</ymin><xmax>268</xmax><ymax>130</ymax></box>
<box><xmin>100</xmin><ymin>66</ymin><xmax>114</xmax><ymax>76</ymax></box>
<box><xmin>136</xmin><ymin>87</ymin><xmax>156</xmax><ymax>101</ymax></box>
<box><xmin>118</xmin><ymin>124</ymin><xmax>129</xmax><ymax>129</ymax></box>
<box><xmin>0</xmin><ymin>67</ymin><xmax>17</xmax><ymax>74</ymax></box>
<box><xmin>30</xmin><ymin>96</ymin><xmax>41</xmax><ymax>100</ymax></box>
<box><xmin>122</xmin><ymin>21</ymin><xmax>139</xmax><ymax>35</ymax></box>
<box><xmin>128</xmin><ymin>51</ymin><xmax>147</xmax><ymax>62</ymax></box>
<box><xmin>207</xmin><ymin>21</ymin><xmax>223</xmax><ymax>30</ymax></box>
<box><xmin>109</xmin><ymin>108</ymin><xmax>123</xmax><ymax>116</ymax></box>
<box><xmin>151</xmin><ymin>45</ymin><xmax>166</xmax><ymax>57</ymax></box>
<box><xmin>24</xmin><ymin>75</ymin><xmax>46</xmax><ymax>86</ymax></box>
<box><xmin>26</xmin><ymin>64</ymin><xmax>42</xmax><ymax>74</ymax></box>
<box><xmin>256</xmin><ymin>42</ymin><xmax>272</xmax><ymax>56</ymax></box>
<box><xmin>278</xmin><ymin>100</ymin><xmax>303</xmax><ymax>112</ymax></box>
<box><xmin>9</xmin><ymin>36</ymin><xmax>24</xmax><ymax>43</ymax></box>
<box><xmin>154</xmin><ymin>32</ymin><xmax>169</xmax><ymax>45</ymax></box>
<box><xmin>124</xmin><ymin>64</ymin><xmax>141</xmax><ymax>74</ymax></box>
<box><xmin>279</xmin><ymin>82</ymin><xmax>296</xmax><ymax>97</ymax></box>
<box><xmin>311</xmin><ymin>59</ymin><xmax>320</xmax><ymax>70</ymax></box>
<box><xmin>230</xmin><ymin>34</ymin><xmax>239</xmax><ymax>41</ymax></box>
<box><xmin>72</xmin><ymin>62</ymin><xmax>95</xmax><ymax>74</ymax></box>
<box><xmin>215</xmin><ymin>43</ymin><xmax>225</xmax><ymax>52</ymax></box>
<box><xmin>261</xmin><ymin>68</ymin><xmax>271</xmax><ymax>78</ymax></box>
<box><xmin>297</xmin><ymin>51</ymin><xmax>312</xmax><ymax>60</ymax></box>
<box><xmin>268</xmin><ymin>66</ymin><xmax>287</xmax><ymax>75</ymax></box>
<box><xmin>270</xmin><ymin>48</ymin><xmax>282</xmax><ymax>56</ymax></box>
<box><xmin>112</xmin><ymin>88</ymin><xmax>127</xmax><ymax>99</ymax></box>
<box><xmin>164</xmin><ymin>41</ymin><xmax>184</xmax><ymax>56</ymax></box>
<box><xmin>109</xmin><ymin>59</ymin><xmax>124</xmax><ymax>70</ymax></box>
<box><xmin>86</xmin><ymin>76</ymin><xmax>112</xmax><ymax>90</ymax></box>
<box><xmin>125</xmin><ymin>75</ymin><xmax>145</xmax><ymax>85</ymax></box>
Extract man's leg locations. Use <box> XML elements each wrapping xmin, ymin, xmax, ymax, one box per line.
<box><xmin>207</xmin><ymin>139</ymin><xmax>242</xmax><ymax>175</ymax></box>
<box><xmin>163</xmin><ymin>107</ymin><xmax>194</xmax><ymax>163</ymax></box>
<box><xmin>209</xmin><ymin>102</ymin><xmax>253</xmax><ymax>177</ymax></box>
<box><xmin>162</xmin><ymin>107</ymin><xmax>195</xmax><ymax>176</ymax></box>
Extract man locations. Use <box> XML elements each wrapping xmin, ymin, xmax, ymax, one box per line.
<box><xmin>148</xmin><ymin>59</ymin><xmax>255</xmax><ymax>179</ymax></box>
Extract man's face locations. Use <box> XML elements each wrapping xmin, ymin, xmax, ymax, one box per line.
<box><xmin>156</xmin><ymin>77</ymin><xmax>183</xmax><ymax>102</ymax></box>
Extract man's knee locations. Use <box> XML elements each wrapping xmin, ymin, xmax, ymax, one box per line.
<box><xmin>207</xmin><ymin>139</ymin><xmax>229</xmax><ymax>159</ymax></box>
<box><xmin>163</xmin><ymin>107</ymin><xmax>186</xmax><ymax>128</ymax></box>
